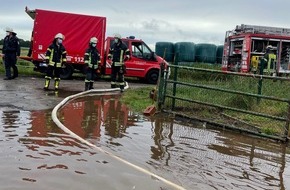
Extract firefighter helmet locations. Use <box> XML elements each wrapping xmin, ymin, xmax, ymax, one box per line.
<box><xmin>90</xmin><ymin>37</ymin><xmax>98</xmax><ymax>44</ymax></box>
<box><xmin>114</xmin><ymin>33</ymin><xmax>121</xmax><ymax>39</ymax></box>
<box><xmin>55</xmin><ymin>33</ymin><xmax>64</xmax><ymax>40</ymax></box>
<box><xmin>266</xmin><ymin>45</ymin><xmax>273</xmax><ymax>50</ymax></box>
<box><xmin>5</xmin><ymin>27</ymin><xmax>13</xmax><ymax>33</ymax></box>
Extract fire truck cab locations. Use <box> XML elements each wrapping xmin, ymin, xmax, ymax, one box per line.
<box><xmin>222</xmin><ymin>24</ymin><xmax>290</xmax><ymax>75</ymax></box>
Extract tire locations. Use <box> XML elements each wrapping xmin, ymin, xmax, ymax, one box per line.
<box><xmin>60</xmin><ymin>64</ymin><xmax>74</xmax><ymax>79</ymax></box>
<box><xmin>146</xmin><ymin>69</ymin><xmax>159</xmax><ymax>84</ymax></box>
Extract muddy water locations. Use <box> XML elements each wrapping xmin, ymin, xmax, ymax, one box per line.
<box><xmin>1</xmin><ymin>94</ymin><xmax>290</xmax><ymax>190</ymax></box>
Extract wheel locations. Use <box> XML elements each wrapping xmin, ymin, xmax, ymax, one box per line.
<box><xmin>60</xmin><ymin>63</ymin><xmax>74</xmax><ymax>79</ymax></box>
<box><xmin>146</xmin><ymin>69</ymin><xmax>159</xmax><ymax>84</ymax></box>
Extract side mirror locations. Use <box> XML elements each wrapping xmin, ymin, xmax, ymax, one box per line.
<box><xmin>151</xmin><ymin>52</ymin><xmax>157</xmax><ymax>61</ymax></box>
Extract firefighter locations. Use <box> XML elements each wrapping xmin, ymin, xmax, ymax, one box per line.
<box><xmin>2</xmin><ymin>27</ymin><xmax>20</xmax><ymax>80</ymax></box>
<box><xmin>84</xmin><ymin>37</ymin><xmax>101</xmax><ymax>91</ymax></box>
<box><xmin>44</xmin><ymin>33</ymin><xmax>67</xmax><ymax>90</ymax></box>
<box><xmin>262</xmin><ymin>45</ymin><xmax>277</xmax><ymax>75</ymax></box>
<box><xmin>108</xmin><ymin>33</ymin><xmax>130</xmax><ymax>92</ymax></box>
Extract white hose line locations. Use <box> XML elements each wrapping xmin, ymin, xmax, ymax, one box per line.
<box><xmin>51</xmin><ymin>85</ymin><xmax>186</xmax><ymax>190</ymax></box>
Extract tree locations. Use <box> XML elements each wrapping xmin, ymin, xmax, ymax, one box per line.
<box><xmin>0</xmin><ymin>38</ymin><xmax>31</xmax><ymax>48</ymax></box>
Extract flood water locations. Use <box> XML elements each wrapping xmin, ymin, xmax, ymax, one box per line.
<box><xmin>1</xmin><ymin>93</ymin><xmax>290</xmax><ymax>190</ymax></box>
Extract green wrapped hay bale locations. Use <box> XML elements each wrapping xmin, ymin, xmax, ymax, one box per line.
<box><xmin>196</xmin><ymin>43</ymin><xmax>217</xmax><ymax>63</ymax></box>
<box><xmin>174</xmin><ymin>42</ymin><xmax>195</xmax><ymax>62</ymax></box>
<box><xmin>216</xmin><ymin>45</ymin><xmax>224</xmax><ymax>64</ymax></box>
<box><xmin>155</xmin><ymin>42</ymin><xmax>174</xmax><ymax>62</ymax></box>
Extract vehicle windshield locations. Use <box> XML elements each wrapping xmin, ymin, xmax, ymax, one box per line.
<box><xmin>131</xmin><ymin>41</ymin><xmax>153</xmax><ymax>60</ymax></box>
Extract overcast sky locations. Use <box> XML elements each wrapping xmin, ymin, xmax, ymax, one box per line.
<box><xmin>1</xmin><ymin>0</ymin><xmax>290</xmax><ymax>49</ymax></box>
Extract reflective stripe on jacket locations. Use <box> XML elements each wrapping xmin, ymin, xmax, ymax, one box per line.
<box><xmin>45</xmin><ymin>43</ymin><xmax>67</xmax><ymax>67</ymax></box>
<box><xmin>84</xmin><ymin>47</ymin><xmax>100</xmax><ymax>69</ymax></box>
<box><xmin>108</xmin><ymin>41</ymin><xmax>130</xmax><ymax>66</ymax></box>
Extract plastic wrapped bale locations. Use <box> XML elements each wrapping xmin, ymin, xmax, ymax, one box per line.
<box><xmin>216</xmin><ymin>45</ymin><xmax>224</xmax><ymax>64</ymax></box>
<box><xmin>155</xmin><ymin>42</ymin><xmax>174</xmax><ymax>62</ymax></box>
<box><xmin>174</xmin><ymin>42</ymin><xmax>196</xmax><ymax>63</ymax></box>
<box><xmin>196</xmin><ymin>43</ymin><xmax>217</xmax><ymax>63</ymax></box>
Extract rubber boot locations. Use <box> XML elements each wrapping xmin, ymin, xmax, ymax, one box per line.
<box><xmin>120</xmin><ymin>81</ymin><xmax>124</xmax><ymax>92</ymax></box>
<box><xmin>54</xmin><ymin>78</ymin><xmax>60</xmax><ymax>90</ymax></box>
<box><xmin>111</xmin><ymin>82</ymin><xmax>116</xmax><ymax>88</ymax></box>
<box><xmin>85</xmin><ymin>82</ymin><xmax>90</xmax><ymax>91</ymax></box>
<box><xmin>44</xmin><ymin>77</ymin><xmax>51</xmax><ymax>90</ymax></box>
<box><xmin>89</xmin><ymin>82</ymin><xmax>94</xmax><ymax>90</ymax></box>
<box><xmin>120</xmin><ymin>85</ymin><xmax>124</xmax><ymax>92</ymax></box>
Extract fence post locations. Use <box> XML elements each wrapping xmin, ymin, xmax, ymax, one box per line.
<box><xmin>157</xmin><ymin>61</ymin><xmax>165</xmax><ymax>111</ymax></box>
<box><xmin>284</xmin><ymin>102</ymin><xmax>290</xmax><ymax>140</ymax></box>
<box><xmin>257</xmin><ymin>59</ymin><xmax>265</xmax><ymax>103</ymax></box>
<box><xmin>171</xmin><ymin>53</ymin><xmax>179</xmax><ymax>110</ymax></box>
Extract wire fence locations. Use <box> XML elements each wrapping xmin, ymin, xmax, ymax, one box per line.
<box><xmin>158</xmin><ymin>55</ymin><xmax>290</xmax><ymax>141</ymax></box>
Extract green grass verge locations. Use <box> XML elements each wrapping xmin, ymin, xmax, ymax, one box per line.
<box><xmin>0</xmin><ymin>47</ymin><xmax>43</xmax><ymax>77</ymax></box>
<box><xmin>120</xmin><ymin>86</ymin><xmax>155</xmax><ymax>113</ymax></box>
<box><xmin>120</xmin><ymin>63</ymin><xmax>290</xmax><ymax>136</ymax></box>
<box><xmin>0</xmin><ymin>58</ymin><xmax>43</xmax><ymax>77</ymax></box>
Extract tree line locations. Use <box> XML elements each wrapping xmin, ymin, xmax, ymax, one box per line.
<box><xmin>0</xmin><ymin>39</ymin><xmax>31</xmax><ymax>48</ymax></box>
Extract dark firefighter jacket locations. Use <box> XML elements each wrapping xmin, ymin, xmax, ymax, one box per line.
<box><xmin>84</xmin><ymin>46</ymin><xmax>101</xmax><ymax>69</ymax></box>
<box><xmin>45</xmin><ymin>42</ymin><xmax>67</xmax><ymax>68</ymax></box>
<box><xmin>2</xmin><ymin>35</ymin><xmax>20</xmax><ymax>56</ymax></box>
<box><xmin>108</xmin><ymin>42</ymin><xmax>130</xmax><ymax>66</ymax></box>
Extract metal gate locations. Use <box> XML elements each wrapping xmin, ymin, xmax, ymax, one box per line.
<box><xmin>157</xmin><ymin>58</ymin><xmax>290</xmax><ymax>141</ymax></box>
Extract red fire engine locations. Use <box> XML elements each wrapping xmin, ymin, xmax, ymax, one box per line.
<box><xmin>222</xmin><ymin>24</ymin><xmax>290</xmax><ymax>75</ymax></box>
<box><xmin>21</xmin><ymin>7</ymin><xmax>168</xmax><ymax>84</ymax></box>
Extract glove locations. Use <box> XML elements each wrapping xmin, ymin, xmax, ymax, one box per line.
<box><xmin>124</xmin><ymin>55</ymin><xmax>130</xmax><ymax>62</ymax></box>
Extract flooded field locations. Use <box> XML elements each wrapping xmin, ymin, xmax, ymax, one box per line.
<box><xmin>1</xmin><ymin>93</ymin><xmax>290</xmax><ymax>189</ymax></box>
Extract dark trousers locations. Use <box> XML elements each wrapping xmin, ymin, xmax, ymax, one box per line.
<box><xmin>85</xmin><ymin>68</ymin><xmax>96</xmax><ymax>82</ymax></box>
<box><xmin>46</xmin><ymin>65</ymin><xmax>61</xmax><ymax>79</ymax></box>
<box><xmin>85</xmin><ymin>68</ymin><xmax>96</xmax><ymax>90</ymax></box>
<box><xmin>4</xmin><ymin>53</ymin><xmax>18</xmax><ymax>78</ymax></box>
<box><xmin>111</xmin><ymin>65</ymin><xmax>125</xmax><ymax>89</ymax></box>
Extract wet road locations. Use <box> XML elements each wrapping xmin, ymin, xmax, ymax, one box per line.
<box><xmin>1</xmin><ymin>91</ymin><xmax>290</xmax><ymax>189</ymax></box>
<box><xmin>0</xmin><ymin>75</ymin><xmax>290</xmax><ymax>190</ymax></box>
<box><xmin>0</xmin><ymin>75</ymin><xmax>151</xmax><ymax>110</ymax></box>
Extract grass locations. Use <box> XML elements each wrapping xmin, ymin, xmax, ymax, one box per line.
<box><xmin>120</xmin><ymin>86</ymin><xmax>155</xmax><ymax>113</ymax></box>
<box><xmin>121</xmin><ymin>63</ymin><xmax>290</xmax><ymax>137</ymax></box>
<box><xmin>0</xmin><ymin>58</ymin><xmax>43</xmax><ymax>77</ymax></box>
<box><xmin>174</xmin><ymin>68</ymin><xmax>290</xmax><ymax>136</ymax></box>
<box><xmin>0</xmin><ymin>47</ymin><xmax>43</xmax><ymax>77</ymax></box>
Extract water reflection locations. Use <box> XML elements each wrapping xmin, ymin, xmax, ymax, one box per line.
<box><xmin>150</xmin><ymin>116</ymin><xmax>175</xmax><ymax>165</ymax></box>
<box><xmin>102</xmin><ymin>96</ymin><xmax>128</xmax><ymax>138</ymax></box>
<box><xmin>1</xmin><ymin>107</ymin><xmax>173</xmax><ymax>190</ymax></box>
<box><xmin>58</xmin><ymin>94</ymin><xmax>290</xmax><ymax>189</ymax></box>
<box><xmin>59</xmin><ymin>94</ymin><xmax>131</xmax><ymax>141</ymax></box>
<box><xmin>2</xmin><ymin>94</ymin><xmax>290</xmax><ymax>189</ymax></box>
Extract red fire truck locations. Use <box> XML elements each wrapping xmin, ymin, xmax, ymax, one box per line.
<box><xmin>221</xmin><ymin>24</ymin><xmax>290</xmax><ymax>75</ymax></box>
<box><xmin>21</xmin><ymin>7</ymin><xmax>168</xmax><ymax>84</ymax></box>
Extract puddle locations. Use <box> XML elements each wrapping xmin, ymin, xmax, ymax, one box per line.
<box><xmin>1</xmin><ymin>94</ymin><xmax>290</xmax><ymax>189</ymax></box>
